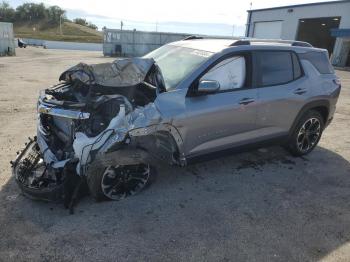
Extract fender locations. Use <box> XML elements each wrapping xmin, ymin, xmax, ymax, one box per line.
<box><xmin>128</xmin><ymin>123</ymin><xmax>186</xmax><ymax>166</ymax></box>
<box><xmin>288</xmin><ymin>99</ymin><xmax>330</xmax><ymax>138</ymax></box>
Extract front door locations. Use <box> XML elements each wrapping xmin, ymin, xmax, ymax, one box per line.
<box><xmin>182</xmin><ymin>53</ymin><xmax>258</xmax><ymax>157</ymax></box>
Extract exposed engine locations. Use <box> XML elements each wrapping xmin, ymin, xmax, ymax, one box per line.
<box><xmin>11</xmin><ymin>57</ymin><xmax>169</xmax><ymax>211</ymax></box>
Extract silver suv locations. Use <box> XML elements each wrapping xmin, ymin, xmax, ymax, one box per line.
<box><xmin>12</xmin><ymin>38</ymin><xmax>341</xmax><ymax>208</ymax></box>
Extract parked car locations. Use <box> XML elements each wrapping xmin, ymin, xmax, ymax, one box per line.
<box><xmin>11</xmin><ymin>38</ymin><xmax>341</xmax><ymax>208</ymax></box>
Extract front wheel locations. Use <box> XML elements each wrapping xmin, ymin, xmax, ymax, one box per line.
<box><xmin>87</xmin><ymin>163</ymin><xmax>156</xmax><ymax>201</ymax></box>
<box><xmin>286</xmin><ymin>110</ymin><xmax>324</xmax><ymax>156</ymax></box>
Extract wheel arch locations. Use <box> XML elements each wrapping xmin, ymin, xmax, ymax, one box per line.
<box><xmin>128</xmin><ymin>123</ymin><xmax>186</xmax><ymax>166</ymax></box>
<box><xmin>289</xmin><ymin>100</ymin><xmax>330</xmax><ymax>138</ymax></box>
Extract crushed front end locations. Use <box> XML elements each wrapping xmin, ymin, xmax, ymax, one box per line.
<box><xmin>11</xmin><ymin>57</ymin><xmax>179</xmax><ymax>206</ymax></box>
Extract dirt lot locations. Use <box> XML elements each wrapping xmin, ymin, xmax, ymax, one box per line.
<box><xmin>0</xmin><ymin>47</ymin><xmax>350</xmax><ymax>262</ymax></box>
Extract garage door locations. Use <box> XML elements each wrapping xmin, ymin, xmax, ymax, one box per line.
<box><xmin>253</xmin><ymin>21</ymin><xmax>283</xmax><ymax>39</ymax></box>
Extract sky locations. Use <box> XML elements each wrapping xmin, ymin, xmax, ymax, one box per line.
<box><xmin>8</xmin><ymin>0</ymin><xmax>338</xmax><ymax>36</ymax></box>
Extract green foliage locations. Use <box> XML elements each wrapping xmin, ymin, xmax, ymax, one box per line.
<box><xmin>0</xmin><ymin>1</ymin><xmax>15</xmax><ymax>21</ymax></box>
<box><xmin>73</xmin><ymin>17</ymin><xmax>87</xmax><ymax>26</ymax></box>
<box><xmin>15</xmin><ymin>2</ymin><xmax>46</xmax><ymax>21</ymax></box>
<box><xmin>74</xmin><ymin>17</ymin><xmax>98</xmax><ymax>30</ymax></box>
<box><xmin>1</xmin><ymin>1</ymin><xmax>101</xmax><ymax>42</ymax></box>
<box><xmin>46</xmin><ymin>5</ymin><xmax>65</xmax><ymax>24</ymax></box>
<box><xmin>0</xmin><ymin>1</ymin><xmax>65</xmax><ymax>24</ymax></box>
<box><xmin>87</xmin><ymin>22</ymin><xmax>98</xmax><ymax>30</ymax></box>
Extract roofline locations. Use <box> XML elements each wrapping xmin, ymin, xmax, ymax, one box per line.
<box><xmin>0</xmin><ymin>22</ymin><xmax>14</xmax><ymax>25</ymax></box>
<box><xmin>103</xmin><ymin>28</ymin><xmax>192</xmax><ymax>37</ymax></box>
<box><xmin>247</xmin><ymin>0</ymin><xmax>350</xmax><ymax>13</ymax></box>
<box><xmin>103</xmin><ymin>29</ymin><xmax>235</xmax><ymax>39</ymax></box>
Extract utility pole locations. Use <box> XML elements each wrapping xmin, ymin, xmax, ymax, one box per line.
<box><xmin>121</xmin><ymin>21</ymin><xmax>124</xmax><ymax>31</ymax></box>
<box><xmin>59</xmin><ymin>14</ymin><xmax>62</xmax><ymax>35</ymax></box>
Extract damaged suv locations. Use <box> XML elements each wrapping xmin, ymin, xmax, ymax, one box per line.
<box><xmin>11</xmin><ymin>38</ymin><xmax>341</xmax><ymax>206</ymax></box>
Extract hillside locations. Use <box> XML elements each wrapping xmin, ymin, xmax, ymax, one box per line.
<box><xmin>14</xmin><ymin>21</ymin><xmax>103</xmax><ymax>43</ymax></box>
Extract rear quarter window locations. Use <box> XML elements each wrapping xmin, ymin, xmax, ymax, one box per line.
<box><xmin>298</xmin><ymin>51</ymin><xmax>334</xmax><ymax>74</ymax></box>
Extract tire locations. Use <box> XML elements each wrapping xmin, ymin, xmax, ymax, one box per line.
<box><xmin>14</xmin><ymin>141</ymin><xmax>66</xmax><ymax>202</ymax></box>
<box><xmin>286</xmin><ymin>110</ymin><xmax>324</xmax><ymax>156</ymax></box>
<box><xmin>16</xmin><ymin>179</ymin><xmax>65</xmax><ymax>202</ymax></box>
<box><xmin>86</xmin><ymin>162</ymin><xmax>156</xmax><ymax>202</ymax></box>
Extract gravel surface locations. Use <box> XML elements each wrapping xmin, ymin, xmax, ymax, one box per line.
<box><xmin>0</xmin><ymin>47</ymin><xmax>350</xmax><ymax>262</ymax></box>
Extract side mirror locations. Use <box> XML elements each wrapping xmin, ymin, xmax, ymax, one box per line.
<box><xmin>197</xmin><ymin>80</ymin><xmax>220</xmax><ymax>94</ymax></box>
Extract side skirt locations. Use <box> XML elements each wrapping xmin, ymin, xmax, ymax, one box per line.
<box><xmin>185</xmin><ymin>135</ymin><xmax>288</xmax><ymax>165</ymax></box>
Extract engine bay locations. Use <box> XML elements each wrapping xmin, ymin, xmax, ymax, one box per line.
<box><xmin>11</xmin><ymin>57</ymin><xmax>177</xmax><ymax>211</ymax></box>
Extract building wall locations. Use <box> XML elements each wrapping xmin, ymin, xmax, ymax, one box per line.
<box><xmin>103</xmin><ymin>29</ymin><xmax>191</xmax><ymax>57</ymax></box>
<box><xmin>247</xmin><ymin>1</ymin><xmax>350</xmax><ymax>40</ymax></box>
<box><xmin>0</xmin><ymin>22</ymin><xmax>15</xmax><ymax>56</ymax></box>
<box><xmin>246</xmin><ymin>1</ymin><xmax>350</xmax><ymax>66</ymax></box>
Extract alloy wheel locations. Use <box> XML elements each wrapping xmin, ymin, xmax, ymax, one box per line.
<box><xmin>101</xmin><ymin>164</ymin><xmax>151</xmax><ymax>200</ymax></box>
<box><xmin>297</xmin><ymin>118</ymin><xmax>321</xmax><ymax>153</ymax></box>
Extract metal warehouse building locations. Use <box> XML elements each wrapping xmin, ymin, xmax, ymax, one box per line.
<box><xmin>0</xmin><ymin>22</ymin><xmax>15</xmax><ymax>56</ymax></box>
<box><xmin>103</xmin><ymin>29</ymin><xmax>191</xmax><ymax>57</ymax></box>
<box><xmin>246</xmin><ymin>0</ymin><xmax>350</xmax><ymax>67</ymax></box>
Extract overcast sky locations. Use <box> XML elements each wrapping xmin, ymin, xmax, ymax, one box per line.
<box><xmin>8</xmin><ymin>0</ymin><xmax>337</xmax><ymax>36</ymax></box>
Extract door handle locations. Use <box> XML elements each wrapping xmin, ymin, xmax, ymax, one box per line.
<box><xmin>293</xmin><ymin>88</ymin><xmax>307</xmax><ymax>95</ymax></box>
<box><xmin>239</xmin><ymin>98</ymin><xmax>255</xmax><ymax>105</ymax></box>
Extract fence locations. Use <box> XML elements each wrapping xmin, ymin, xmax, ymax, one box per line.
<box><xmin>22</xmin><ymin>38</ymin><xmax>102</xmax><ymax>51</ymax></box>
<box><xmin>103</xmin><ymin>29</ymin><xmax>191</xmax><ymax>57</ymax></box>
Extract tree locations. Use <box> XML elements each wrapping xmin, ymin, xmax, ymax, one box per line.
<box><xmin>46</xmin><ymin>5</ymin><xmax>65</xmax><ymax>24</ymax></box>
<box><xmin>0</xmin><ymin>1</ymin><xmax>15</xmax><ymax>21</ymax></box>
<box><xmin>74</xmin><ymin>18</ymin><xmax>97</xmax><ymax>30</ymax></box>
<box><xmin>73</xmin><ymin>18</ymin><xmax>88</xmax><ymax>26</ymax></box>
<box><xmin>87</xmin><ymin>22</ymin><xmax>98</xmax><ymax>30</ymax></box>
<box><xmin>15</xmin><ymin>3</ymin><xmax>46</xmax><ymax>21</ymax></box>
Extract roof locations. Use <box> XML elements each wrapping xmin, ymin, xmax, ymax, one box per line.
<box><xmin>168</xmin><ymin>38</ymin><xmax>314</xmax><ymax>53</ymax></box>
<box><xmin>247</xmin><ymin>0</ymin><xmax>350</xmax><ymax>12</ymax></box>
<box><xmin>169</xmin><ymin>39</ymin><xmax>237</xmax><ymax>52</ymax></box>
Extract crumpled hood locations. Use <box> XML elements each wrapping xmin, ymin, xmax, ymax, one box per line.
<box><xmin>59</xmin><ymin>57</ymin><xmax>156</xmax><ymax>87</ymax></box>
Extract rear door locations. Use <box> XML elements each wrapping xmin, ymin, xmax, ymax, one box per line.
<box><xmin>254</xmin><ymin>50</ymin><xmax>309</xmax><ymax>138</ymax></box>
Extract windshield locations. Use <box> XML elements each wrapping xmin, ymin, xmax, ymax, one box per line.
<box><xmin>144</xmin><ymin>45</ymin><xmax>213</xmax><ymax>90</ymax></box>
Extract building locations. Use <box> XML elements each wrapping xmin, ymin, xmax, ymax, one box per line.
<box><xmin>103</xmin><ymin>28</ymin><xmax>191</xmax><ymax>57</ymax></box>
<box><xmin>246</xmin><ymin>0</ymin><xmax>350</xmax><ymax>67</ymax></box>
<box><xmin>0</xmin><ymin>22</ymin><xmax>15</xmax><ymax>56</ymax></box>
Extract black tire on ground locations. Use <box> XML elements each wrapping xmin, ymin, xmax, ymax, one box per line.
<box><xmin>286</xmin><ymin>110</ymin><xmax>324</xmax><ymax>156</ymax></box>
<box><xmin>86</xmin><ymin>162</ymin><xmax>156</xmax><ymax>202</ymax></box>
<box><xmin>16</xmin><ymin>177</ymin><xmax>66</xmax><ymax>202</ymax></box>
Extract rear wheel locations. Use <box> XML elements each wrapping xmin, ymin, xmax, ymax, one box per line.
<box><xmin>286</xmin><ymin>110</ymin><xmax>324</xmax><ymax>156</ymax></box>
<box><xmin>87</xmin><ymin>163</ymin><xmax>156</xmax><ymax>201</ymax></box>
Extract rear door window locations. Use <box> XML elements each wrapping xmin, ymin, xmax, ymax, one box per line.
<box><xmin>255</xmin><ymin>51</ymin><xmax>294</xmax><ymax>86</ymax></box>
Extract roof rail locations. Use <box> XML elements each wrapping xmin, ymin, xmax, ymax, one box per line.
<box><xmin>183</xmin><ymin>35</ymin><xmax>204</xmax><ymax>40</ymax></box>
<box><xmin>230</xmin><ymin>40</ymin><xmax>251</xmax><ymax>46</ymax></box>
<box><xmin>230</xmin><ymin>38</ymin><xmax>312</xmax><ymax>47</ymax></box>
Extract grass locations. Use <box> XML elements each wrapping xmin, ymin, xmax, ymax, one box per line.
<box><xmin>14</xmin><ymin>21</ymin><xmax>103</xmax><ymax>43</ymax></box>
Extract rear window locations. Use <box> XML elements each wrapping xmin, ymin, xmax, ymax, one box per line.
<box><xmin>298</xmin><ymin>51</ymin><xmax>334</xmax><ymax>74</ymax></box>
<box><xmin>255</xmin><ymin>51</ymin><xmax>294</xmax><ymax>86</ymax></box>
